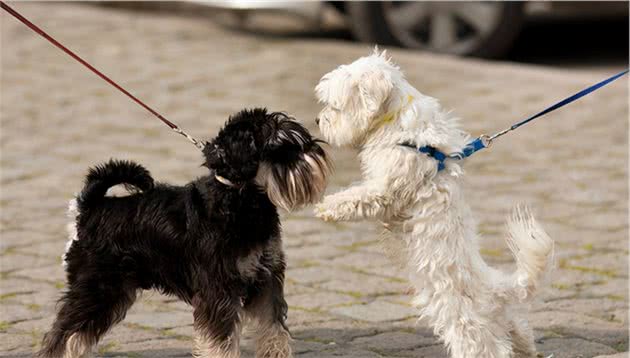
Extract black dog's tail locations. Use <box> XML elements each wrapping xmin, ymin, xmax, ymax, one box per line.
<box><xmin>79</xmin><ymin>159</ymin><xmax>154</xmax><ymax>208</ymax></box>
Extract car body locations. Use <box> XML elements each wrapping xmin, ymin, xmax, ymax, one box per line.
<box><xmin>197</xmin><ymin>1</ymin><xmax>628</xmax><ymax>57</ymax></box>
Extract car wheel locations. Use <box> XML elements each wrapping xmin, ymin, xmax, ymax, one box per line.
<box><xmin>346</xmin><ymin>2</ymin><xmax>524</xmax><ymax>58</ymax></box>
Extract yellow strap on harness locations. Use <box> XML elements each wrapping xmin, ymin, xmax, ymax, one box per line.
<box><xmin>374</xmin><ymin>94</ymin><xmax>415</xmax><ymax>127</ymax></box>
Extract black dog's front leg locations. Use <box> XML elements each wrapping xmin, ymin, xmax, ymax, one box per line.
<box><xmin>192</xmin><ymin>289</ymin><xmax>242</xmax><ymax>358</ymax></box>
<box><xmin>243</xmin><ymin>239</ymin><xmax>292</xmax><ymax>358</ymax></box>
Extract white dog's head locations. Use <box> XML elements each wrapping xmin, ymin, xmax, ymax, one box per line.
<box><xmin>315</xmin><ymin>50</ymin><xmax>469</xmax><ymax>174</ymax></box>
<box><xmin>315</xmin><ymin>50</ymin><xmax>403</xmax><ymax>147</ymax></box>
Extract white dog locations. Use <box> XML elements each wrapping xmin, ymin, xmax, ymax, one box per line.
<box><xmin>314</xmin><ymin>50</ymin><xmax>554</xmax><ymax>358</ymax></box>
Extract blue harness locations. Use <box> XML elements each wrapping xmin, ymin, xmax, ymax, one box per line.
<box><xmin>408</xmin><ymin>69</ymin><xmax>628</xmax><ymax>171</ymax></box>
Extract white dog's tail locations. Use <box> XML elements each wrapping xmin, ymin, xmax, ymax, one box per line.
<box><xmin>504</xmin><ymin>205</ymin><xmax>554</xmax><ymax>302</ymax></box>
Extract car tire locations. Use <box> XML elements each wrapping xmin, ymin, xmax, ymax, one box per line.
<box><xmin>346</xmin><ymin>2</ymin><xmax>524</xmax><ymax>58</ymax></box>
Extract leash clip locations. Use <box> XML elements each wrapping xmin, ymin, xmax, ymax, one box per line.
<box><xmin>479</xmin><ymin>134</ymin><xmax>493</xmax><ymax>148</ymax></box>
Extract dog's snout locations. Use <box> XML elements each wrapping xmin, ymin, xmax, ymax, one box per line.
<box><xmin>315</xmin><ymin>117</ymin><xmax>320</xmax><ymax>125</ymax></box>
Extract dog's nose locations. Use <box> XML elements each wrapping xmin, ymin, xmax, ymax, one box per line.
<box><xmin>315</xmin><ymin>117</ymin><xmax>320</xmax><ymax>125</ymax></box>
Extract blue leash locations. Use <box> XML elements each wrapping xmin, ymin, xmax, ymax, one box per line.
<box><xmin>412</xmin><ymin>69</ymin><xmax>629</xmax><ymax>171</ymax></box>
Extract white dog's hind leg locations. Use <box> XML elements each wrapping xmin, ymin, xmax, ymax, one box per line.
<box><xmin>414</xmin><ymin>286</ymin><xmax>514</xmax><ymax>358</ymax></box>
<box><xmin>509</xmin><ymin>317</ymin><xmax>537</xmax><ymax>358</ymax></box>
<box><xmin>438</xmin><ymin>310</ymin><xmax>514</xmax><ymax>358</ymax></box>
<box><xmin>505</xmin><ymin>206</ymin><xmax>554</xmax><ymax>301</ymax></box>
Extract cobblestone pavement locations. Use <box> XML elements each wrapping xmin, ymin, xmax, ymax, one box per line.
<box><xmin>1</xmin><ymin>3</ymin><xmax>628</xmax><ymax>358</ymax></box>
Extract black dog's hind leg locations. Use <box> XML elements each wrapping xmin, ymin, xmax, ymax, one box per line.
<box><xmin>244</xmin><ymin>240</ymin><xmax>292</xmax><ymax>358</ymax></box>
<box><xmin>192</xmin><ymin>288</ymin><xmax>242</xmax><ymax>358</ymax></box>
<box><xmin>39</xmin><ymin>269</ymin><xmax>137</xmax><ymax>357</ymax></box>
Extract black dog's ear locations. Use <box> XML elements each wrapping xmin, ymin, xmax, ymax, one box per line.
<box><xmin>266</xmin><ymin>119</ymin><xmax>306</xmax><ymax>148</ymax></box>
<box><xmin>201</xmin><ymin>142</ymin><xmax>223</xmax><ymax>170</ymax></box>
<box><xmin>258</xmin><ymin>113</ymin><xmax>332</xmax><ymax>211</ymax></box>
<box><xmin>202</xmin><ymin>126</ymin><xmax>259</xmax><ymax>183</ymax></box>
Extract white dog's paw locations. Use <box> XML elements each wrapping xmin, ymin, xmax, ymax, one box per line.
<box><xmin>315</xmin><ymin>194</ymin><xmax>358</xmax><ymax>222</ymax></box>
<box><xmin>314</xmin><ymin>201</ymin><xmax>338</xmax><ymax>222</ymax></box>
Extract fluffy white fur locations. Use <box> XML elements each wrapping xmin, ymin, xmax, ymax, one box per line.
<box><xmin>62</xmin><ymin>198</ymin><xmax>79</xmax><ymax>268</ymax></box>
<box><xmin>62</xmin><ymin>333</ymin><xmax>90</xmax><ymax>358</ymax></box>
<box><xmin>314</xmin><ymin>50</ymin><xmax>554</xmax><ymax>358</ymax></box>
<box><xmin>193</xmin><ymin>328</ymin><xmax>240</xmax><ymax>358</ymax></box>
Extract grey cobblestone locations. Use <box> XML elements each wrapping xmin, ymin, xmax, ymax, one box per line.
<box><xmin>329</xmin><ymin>301</ymin><xmax>418</xmax><ymax>323</ymax></box>
<box><xmin>595</xmin><ymin>353</ymin><xmax>630</xmax><ymax>358</ymax></box>
<box><xmin>1</xmin><ymin>2</ymin><xmax>628</xmax><ymax>357</ymax></box>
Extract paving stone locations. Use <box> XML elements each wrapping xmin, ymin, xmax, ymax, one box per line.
<box><xmin>284</xmin><ymin>281</ymin><xmax>319</xmax><ymax>296</ymax></box>
<box><xmin>0</xmin><ymin>278</ymin><xmax>53</xmax><ymax>296</ymax></box>
<box><xmin>0</xmin><ymin>304</ymin><xmax>41</xmax><ymax>323</ymax></box>
<box><xmin>536</xmin><ymin>337</ymin><xmax>619</xmax><ymax>358</ymax></box>
<box><xmin>286</xmin><ymin>244</ymin><xmax>344</xmax><ymax>264</ymax></box>
<box><xmin>318</xmin><ymin>275</ymin><xmax>409</xmax><ymax>297</ymax></box>
<box><xmin>9</xmin><ymin>265</ymin><xmax>65</xmax><ymax>288</ymax></box>
<box><xmin>594</xmin><ymin>353</ymin><xmax>629</xmax><ymax>358</ymax></box>
<box><xmin>10</xmin><ymin>316</ymin><xmax>53</xmax><ymax>335</ymax></box>
<box><xmin>287</xmin><ymin>291</ymin><xmax>360</xmax><ymax>311</ymax></box>
<box><xmin>161</xmin><ymin>324</ymin><xmax>193</xmax><ymax>340</ymax></box>
<box><xmin>0</xmin><ymin>2</ymin><xmax>627</xmax><ymax>357</ymax></box>
<box><xmin>104</xmin><ymin>323</ymin><xmax>166</xmax><ymax>344</ymax></box>
<box><xmin>328</xmin><ymin>250</ymin><xmax>394</xmax><ymax>269</ymax></box>
<box><xmin>297</xmin><ymin>348</ymin><xmax>383</xmax><ymax>358</ymax></box>
<box><xmin>541</xmin><ymin>297</ymin><xmax>628</xmax><ymax>322</ymax></box>
<box><xmin>104</xmin><ymin>338</ymin><xmax>191</xmax><ymax>357</ymax></box>
<box><xmin>580</xmin><ymin>278</ymin><xmax>629</xmax><ymax>299</ymax></box>
<box><xmin>0</xmin><ymin>254</ymin><xmax>55</xmax><ymax>274</ymax></box>
<box><xmin>530</xmin><ymin>311</ymin><xmax>624</xmax><ymax>332</ymax></box>
<box><xmin>0</xmin><ymin>333</ymin><xmax>34</xmax><ymax>353</ymax></box>
<box><xmin>400</xmin><ymin>344</ymin><xmax>449</xmax><ymax>358</ymax></box>
<box><xmin>124</xmin><ymin>311</ymin><xmax>192</xmax><ymax>329</ymax></box>
<box><xmin>291</xmin><ymin>319</ymin><xmax>380</xmax><ymax>346</ymax></box>
<box><xmin>548</xmin><ymin>325</ymin><xmax>629</xmax><ymax>352</ymax></box>
<box><xmin>329</xmin><ymin>301</ymin><xmax>418</xmax><ymax>322</ymax></box>
<box><xmin>351</xmin><ymin>330</ymin><xmax>435</xmax><ymax>352</ymax></box>
<box><xmin>287</xmin><ymin>266</ymin><xmax>365</xmax><ymax>285</ymax></box>
<box><xmin>12</xmin><ymin>240</ymin><xmax>66</xmax><ymax>258</ymax></box>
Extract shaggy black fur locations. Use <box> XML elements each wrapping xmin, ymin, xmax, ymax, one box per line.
<box><xmin>39</xmin><ymin>108</ymin><xmax>330</xmax><ymax>357</ymax></box>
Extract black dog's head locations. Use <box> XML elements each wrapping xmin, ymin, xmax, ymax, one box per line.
<box><xmin>203</xmin><ymin>108</ymin><xmax>332</xmax><ymax>211</ymax></box>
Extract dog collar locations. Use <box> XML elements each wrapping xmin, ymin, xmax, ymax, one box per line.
<box><xmin>215</xmin><ymin>175</ymin><xmax>239</xmax><ymax>188</ymax></box>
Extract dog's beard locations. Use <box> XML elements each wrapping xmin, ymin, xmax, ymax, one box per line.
<box><xmin>257</xmin><ymin>151</ymin><xmax>332</xmax><ymax>212</ymax></box>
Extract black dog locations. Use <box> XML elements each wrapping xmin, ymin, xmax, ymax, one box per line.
<box><xmin>39</xmin><ymin>108</ymin><xmax>331</xmax><ymax>358</ymax></box>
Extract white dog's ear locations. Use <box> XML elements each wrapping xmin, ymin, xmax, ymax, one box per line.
<box><xmin>358</xmin><ymin>70</ymin><xmax>393</xmax><ymax>116</ymax></box>
<box><xmin>372</xmin><ymin>46</ymin><xmax>387</xmax><ymax>59</ymax></box>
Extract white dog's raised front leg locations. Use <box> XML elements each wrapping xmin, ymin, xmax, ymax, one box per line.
<box><xmin>315</xmin><ymin>182</ymin><xmax>392</xmax><ymax>222</ymax></box>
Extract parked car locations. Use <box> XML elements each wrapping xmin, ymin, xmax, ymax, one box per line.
<box><xmin>200</xmin><ymin>1</ymin><xmax>628</xmax><ymax>58</ymax></box>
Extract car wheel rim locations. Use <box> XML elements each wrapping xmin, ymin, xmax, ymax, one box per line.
<box><xmin>383</xmin><ymin>1</ymin><xmax>505</xmax><ymax>54</ymax></box>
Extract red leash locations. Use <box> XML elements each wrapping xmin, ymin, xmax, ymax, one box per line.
<box><xmin>0</xmin><ymin>1</ymin><xmax>204</xmax><ymax>150</ymax></box>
